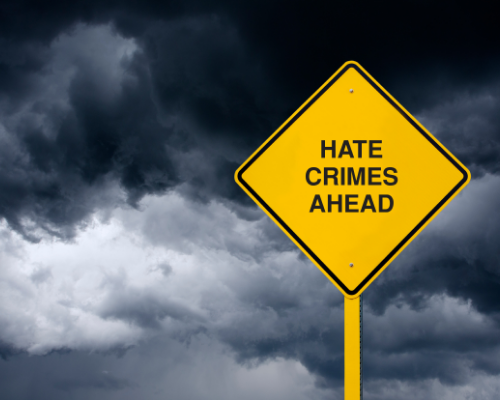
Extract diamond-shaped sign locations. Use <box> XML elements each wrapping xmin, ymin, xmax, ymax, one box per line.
<box><xmin>235</xmin><ymin>61</ymin><xmax>470</xmax><ymax>298</ymax></box>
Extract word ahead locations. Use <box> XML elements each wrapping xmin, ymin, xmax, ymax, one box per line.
<box><xmin>309</xmin><ymin>194</ymin><xmax>393</xmax><ymax>213</ymax></box>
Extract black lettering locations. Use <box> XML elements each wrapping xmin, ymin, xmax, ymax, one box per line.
<box><xmin>347</xmin><ymin>167</ymin><xmax>365</xmax><ymax>185</ymax></box>
<box><xmin>321</xmin><ymin>140</ymin><xmax>336</xmax><ymax>158</ymax></box>
<box><xmin>352</xmin><ymin>140</ymin><xmax>367</xmax><ymax>158</ymax></box>
<box><xmin>379</xmin><ymin>195</ymin><xmax>394</xmax><ymax>212</ymax></box>
<box><xmin>383</xmin><ymin>167</ymin><xmax>398</xmax><ymax>186</ymax></box>
<box><xmin>338</xmin><ymin>140</ymin><xmax>354</xmax><ymax>158</ymax></box>
<box><xmin>368</xmin><ymin>167</ymin><xmax>382</xmax><ymax>185</ymax></box>
<box><xmin>369</xmin><ymin>140</ymin><xmax>382</xmax><ymax>158</ymax></box>
<box><xmin>310</xmin><ymin>195</ymin><xmax>325</xmax><ymax>212</ymax></box>
<box><xmin>328</xmin><ymin>194</ymin><xmax>342</xmax><ymax>212</ymax></box>
<box><xmin>306</xmin><ymin>167</ymin><xmax>321</xmax><ymax>185</ymax></box>
<box><xmin>324</xmin><ymin>168</ymin><xmax>338</xmax><ymax>185</ymax></box>
<box><xmin>345</xmin><ymin>195</ymin><xmax>359</xmax><ymax>212</ymax></box>
<box><xmin>341</xmin><ymin>167</ymin><xmax>345</xmax><ymax>185</ymax></box>
<box><xmin>360</xmin><ymin>195</ymin><xmax>376</xmax><ymax>212</ymax></box>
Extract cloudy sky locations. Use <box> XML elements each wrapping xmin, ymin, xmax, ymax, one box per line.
<box><xmin>1</xmin><ymin>1</ymin><xmax>500</xmax><ymax>399</ymax></box>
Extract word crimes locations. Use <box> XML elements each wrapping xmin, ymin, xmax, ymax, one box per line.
<box><xmin>307</xmin><ymin>140</ymin><xmax>397</xmax><ymax>213</ymax></box>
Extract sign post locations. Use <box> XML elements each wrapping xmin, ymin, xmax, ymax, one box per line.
<box><xmin>345</xmin><ymin>296</ymin><xmax>361</xmax><ymax>400</ymax></box>
<box><xmin>235</xmin><ymin>61</ymin><xmax>470</xmax><ymax>399</ymax></box>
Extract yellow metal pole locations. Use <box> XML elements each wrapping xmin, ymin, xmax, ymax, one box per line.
<box><xmin>345</xmin><ymin>296</ymin><xmax>362</xmax><ymax>400</ymax></box>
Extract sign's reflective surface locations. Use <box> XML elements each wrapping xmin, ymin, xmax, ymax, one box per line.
<box><xmin>236</xmin><ymin>62</ymin><xmax>470</xmax><ymax>298</ymax></box>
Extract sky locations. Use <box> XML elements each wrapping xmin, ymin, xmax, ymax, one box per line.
<box><xmin>1</xmin><ymin>1</ymin><xmax>500</xmax><ymax>399</ymax></box>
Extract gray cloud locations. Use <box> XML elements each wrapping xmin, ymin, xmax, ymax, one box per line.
<box><xmin>0</xmin><ymin>24</ymin><xmax>140</xmax><ymax>240</ymax></box>
<box><xmin>29</xmin><ymin>266</ymin><xmax>52</xmax><ymax>285</ymax></box>
<box><xmin>0</xmin><ymin>334</ymin><xmax>327</xmax><ymax>400</ymax></box>
<box><xmin>1</xmin><ymin>2</ymin><xmax>500</xmax><ymax>400</ymax></box>
<box><xmin>365</xmin><ymin>174</ymin><xmax>500</xmax><ymax>317</ymax></box>
<box><xmin>53</xmin><ymin>372</ymin><xmax>134</xmax><ymax>392</ymax></box>
<box><xmin>0</xmin><ymin>18</ymin><xmax>281</xmax><ymax>240</ymax></box>
<box><xmin>419</xmin><ymin>86</ymin><xmax>500</xmax><ymax>177</ymax></box>
<box><xmin>98</xmin><ymin>276</ymin><xmax>206</xmax><ymax>330</ymax></box>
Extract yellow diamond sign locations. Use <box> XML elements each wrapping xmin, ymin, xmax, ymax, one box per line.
<box><xmin>235</xmin><ymin>61</ymin><xmax>470</xmax><ymax>298</ymax></box>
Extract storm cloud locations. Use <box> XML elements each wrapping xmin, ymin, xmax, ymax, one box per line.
<box><xmin>1</xmin><ymin>1</ymin><xmax>500</xmax><ymax>399</ymax></box>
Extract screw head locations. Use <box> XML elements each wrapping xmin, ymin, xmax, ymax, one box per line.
<box><xmin>349</xmin><ymin>89</ymin><xmax>354</xmax><ymax>93</ymax></box>
<box><xmin>349</xmin><ymin>263</ymin><xmax>354</xmax><ymax>267</ymax></box>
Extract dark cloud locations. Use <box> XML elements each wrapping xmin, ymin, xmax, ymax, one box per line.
<box><xmin>0</xmin><ymin>24</ymin><xmax>180</xmax><ymax>240</ymax></box>
<box><xmin>365</xmin><ymin>175</ymin><xmax>500</xmax><ymax>317</ymax></box>
<box><xmin>0</xmin><ymin>350</ymin><xmax>136</xmax><ymax>400</ymax></box>
<box><xmin>1</xmin><ymin>1</ymin><xmax>500</xmax><ymax>399</ymax></box>
<box><xmin>53</xmin><ymin>372</ymin><xmax>134</xmax><ymax>392</ymax></box>
<box><xmin>0</xmin><ymin>340</ymin><xmax>19</xmax><ymax>360</ymax></box>
<box><xmin>0</xmin><ymin>335</ymin><xmax>323</xmax><ymax>400</ymax></box>
<box><xmin>419</xmin><ymin>86</ymin><xmax>500</xmax><ymax>177</ymax></box>
<box><xmin>362</xmin><ymin>293</ymin><xmax>500</xmax><ymax>384</ymax></box>
<box><xmin>1</xmin><ymin>1</ymin><xmax>500</xmax><ymax>238</ymax></box>
<box><xmin>0</xmin><ymin>14</ymin><xmax>282</xmax><ymax>238</ymax></box>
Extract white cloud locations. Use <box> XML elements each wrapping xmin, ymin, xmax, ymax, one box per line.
<box><xmin>1</xmin><ymin>176</ymin><xmax>500</xmax><ymax>398</ymax></box>
<box><xmin>0</xmin><ymin>191</ymin><xmax>313</xmax><ymax>354</ymax></box>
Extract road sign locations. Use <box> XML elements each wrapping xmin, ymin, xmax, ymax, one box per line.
<box><xmin>235</xmin><ymin>61</ymin><xmax>470</xmax><ymax>298</ymax></box>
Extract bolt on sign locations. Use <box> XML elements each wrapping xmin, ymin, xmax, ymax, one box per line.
<box><xmin>235</xmin><ymin>61</ymin><xmax>470</xmax><ymax>299</ymax></box>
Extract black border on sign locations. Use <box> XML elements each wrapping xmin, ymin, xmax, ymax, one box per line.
<box><xmin>237</xmin><ymin>63</ymin><xmax>469</xmax><ymax>296</ymax></box>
